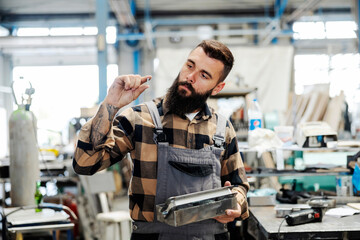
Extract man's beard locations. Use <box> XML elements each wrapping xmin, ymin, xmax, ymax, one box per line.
<box><xmin>166</xmin><ymin>75</ymin><xmax>213</xmax><ymax>117</ymax></box>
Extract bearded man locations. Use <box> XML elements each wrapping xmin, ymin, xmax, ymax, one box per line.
<box><xmin>73</xmin><ymin>40</ymin><xmax>249</xmax><ymax>240</ymax></box>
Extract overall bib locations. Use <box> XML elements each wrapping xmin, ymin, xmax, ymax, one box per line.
<box><xmin>132</xmin><ymin>101</ymin><xmax>229</xmax><ymax>240</ymax></box>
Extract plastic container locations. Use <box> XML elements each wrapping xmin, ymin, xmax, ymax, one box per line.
<box><xmin>248</xmin><ymin>98</ymin><xmax>263</xmax><ymax>131</ymax></box>
<box><xmin>274</xmin><ymin>126</ymin><xmax>294</xmax><ymax>145</ymax></box>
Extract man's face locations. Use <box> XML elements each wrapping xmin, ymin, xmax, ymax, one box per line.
<box><xmin>166</xmin><ymin>47</ymin><xmax>226</xmax><ymax>115</ymax></box>
<box><xmin>178</xmin><ymin>47</ymin><xmax>225</xmax><ymax>97</ymax></box>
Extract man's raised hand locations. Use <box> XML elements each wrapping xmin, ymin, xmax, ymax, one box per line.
<box><xmin>105</xmin><ymin>75</ymin><xmax>152</xmax><ymax>108</ymax></box>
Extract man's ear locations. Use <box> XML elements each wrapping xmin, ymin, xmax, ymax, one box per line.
<box><xmin>211</xmin><ymin>82</ymin><xmax>225</xmax><ymax>96</ymax></box>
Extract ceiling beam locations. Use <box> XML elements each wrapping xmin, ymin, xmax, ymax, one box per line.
<box><xmin>108</xmin><ymin>0</ymin><xmax>136</xmax><ymax>27</ymax></box>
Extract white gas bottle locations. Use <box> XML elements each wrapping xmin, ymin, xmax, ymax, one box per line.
<box><xmin>9</xmin><ymin>80</ymin><xmax>39</xmax><ymax>207</ymax></box>
<box><xmin>248</xmin><ymin>98</ymin><xmax>263</xmax><ymax>131</ymax></box>
<box><xmin>9</xmin><ymin>105</ymin><xmax>39</xmax><ymax>206</ymax></box>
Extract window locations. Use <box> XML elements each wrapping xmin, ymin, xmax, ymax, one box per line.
<box><xmin>293</xmin><ymin>21</ymin><xmax>357</xmax><ymax>40</ymax></box>
<box><xmin>294</xmin><ymin>53</ymin><xmax>360</xmax><ymax>113</ymax></box>
<box><xmin>12</xmin><ymin>64</ymin><xmax>118</xmax><ymax>147</ymax></box>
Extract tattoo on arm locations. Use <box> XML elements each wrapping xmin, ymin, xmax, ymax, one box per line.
<box><xmin>91</xmin><ymin>104</ymin><xmax>120</xmax><ymax>146</ymax></box>
<box><xmin>106</xmin><ymin>104</ymin><xmax>119</xmax><ymax>130</ymax></box>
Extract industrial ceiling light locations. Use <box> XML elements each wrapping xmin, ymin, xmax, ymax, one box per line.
<box><xmin>169</xmin><ymin>29</ymin><xmax>182</xmax><ymax>43</ymax></box>
<box><xmin>196</xmin><ymin>25</ymin><xmax>214</xmax><ymax>40</ymax></box>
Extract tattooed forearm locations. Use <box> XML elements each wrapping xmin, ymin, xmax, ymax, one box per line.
<box><xmin>106</xmin><ymin>104</ymin><xmax>120</xmax><ymax>129</ymax></box>
<box><xmin>90</xmin><ymin>103</ymin><xmax>119</xmax><ymax>146</ymax></box>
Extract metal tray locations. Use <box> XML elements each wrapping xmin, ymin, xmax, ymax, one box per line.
<box><xmin>156</xmin><ymin>186</ymin><xmax>237</xmax><ymax>227</ymax></box>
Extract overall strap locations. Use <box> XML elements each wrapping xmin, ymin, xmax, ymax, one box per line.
<box><xmin>213</xmin><ymin>113</ymin><xmax>227</xmax><ymax>148</ymax></box>
<box><xmin>144</xmin><ymin>101</ymin><xmax>167</xmax><ymax>143</ymax></box>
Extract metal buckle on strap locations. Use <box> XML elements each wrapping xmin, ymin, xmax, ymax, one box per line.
<box><xmin>213</xmin><ymin>135</ymin><xmax>225</xmax><ymax>148</ymax></box>
<box><xmin>154</xmin><ymin>128</ymin><xmax>167</xmax><ymax>143</ymax></box>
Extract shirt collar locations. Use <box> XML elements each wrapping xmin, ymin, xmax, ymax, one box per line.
<box><xmin>162</xmin><ymin>94</ymin><xmax>213</xmax><ymax>121</ymax></box>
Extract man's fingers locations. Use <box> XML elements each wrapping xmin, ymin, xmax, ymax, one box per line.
<box><xmin>140</xmin><ymin>75</ymin><xmax>152</xmax><ymax>84</ymax></box>
<box><xmin>133</xmin><ymin>75</ymin><xmax>150</xmax><ymax>90</ymax></box>
<box><xmin>226</xmin><ymin>209</ymin><xmax>241</xmax><ymax>218</ymax></box>
<box><xmin>214</xmin><ymin>215</ymin><xmax>235</xmax><ymax>224</ymax></box>
<box><xmin>122</xmin><ymin>76</ymin><xmax>132</xmax><ymax>90</ymax></box>
<box><xmin>224</xmin><ymin>181</ymin><xmax>231</xmax><ymax>187</ymax></box>
<box><xmin>133</xmin><ymin>84</ymin><xmax>149</xmax><ymax>100</ymax></box>
<box><xmin>113</xmin><ymin>75</ymin><xmax>151</xmax><ymax>90</ymax></box>
<box><xmin>213</xmin><ymin>204</ymin><xmax>241</xmax><ymax>224</ymax></box>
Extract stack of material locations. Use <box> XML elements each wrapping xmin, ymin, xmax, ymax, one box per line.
<box><xmin>285</xmin><ymin>90</ymin><xmax>345</xmax><ymax>132</ymax></box>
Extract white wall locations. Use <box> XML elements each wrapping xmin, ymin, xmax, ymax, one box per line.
<box><xmin>154</xmin><ymin>45</ymin><xmax>294</xmax><ymax>113</ymax></box>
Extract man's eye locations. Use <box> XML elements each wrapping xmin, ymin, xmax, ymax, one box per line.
<box><xmin>201</xmin><ymin>73</ymin><xmax>208</xmax><ymax>79</ymax></box>
<box><xmin>187</xmin><ymin>64</ymin><xmax>193</xmax><ymax>68</ymax></box>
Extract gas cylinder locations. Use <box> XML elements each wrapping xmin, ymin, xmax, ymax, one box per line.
<box><xmin>9</xmin><ymin>105</ymin><xmax>39</xmax><ymax>206</ymax></box>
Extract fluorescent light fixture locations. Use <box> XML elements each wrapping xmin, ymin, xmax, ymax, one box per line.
<box><xmin>17</xmin><ymin>28</ymin><xmax>49</xmax><ymax>36</ymax></box>
<box><xmin>325</xmin><ymin>21</ymin><xmax>357</xmax><ymax>39</ymax></box>
<box><xmin>84</xmin><ymin>27</ymin><xmax>98</xmax><ymax>35</ymax></box>
<box><xmin>0</xmin><ymin>26</ymin><xmax>9</xmax><ymax>37</ymax></box>
<box><xmin>106</xmin><ymin>26</ymin><xmax>117</xmax><ymax>44</ymax></box>
<box><xmin>50</xmin><ymin>27</ymin><xmax>83</xmax><ymax>36</ymax></box>
<box><xmin>197</xmin><ymin>25</ymin><xmax>213</xmax><ymax>40</ymax></box>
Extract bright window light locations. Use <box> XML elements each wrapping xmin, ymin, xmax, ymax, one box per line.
<box><xmin>330</xmin><ymin>54</ymin><xmax>360</xmax><ymax>70</ymax></box>
<box><xmin>294</xmin><ymin>54</ymin><xmax>360</xmax><ymax>103</ymax></box>
<box><xmin>295</xmin><ymin>69</ymin><xmax>329</xmax><ymax>86</ymax></box>
<box><xmin>84</xmin><ymin>27</ymin><xmax>98</xmax><ymax>35</ymax></box>
<box><xmin>293</xmin><ymin>22</ymin><xmax>326</xmax><ymax>39</ymax></box>
<box><xmin>12</xmin><ymin>65</ymin><xmax>117</xmax><ymax>146</ymax></box>
<box><xmin>17</xmin><ymin>28</ymin><xmax>50</xmax><ymax>36</ymax></box>
<box><xmin>106</xmin><ymin>26</ymin><xmax>117</xmax><ymax>44</ymax></box>
<box><xmin>325</xmin><ymin>21</ymin><xmax>357</xmax><ymax>39</ymax></box>
<box><xmin>294</xmin><ymin>55</ymin><xmax>329</xmax><ymax>70</ymax></box>
<box><xmin>50</xmin><ymin>27</ymin><xmax>83</xmax><ymax>36</ymax></box>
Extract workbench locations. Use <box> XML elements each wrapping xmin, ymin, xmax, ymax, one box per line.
<box><xmin>3</xmin><ymin>207</ymin><xmax>74</xmax><ymax>240</ymax></box>
<box><xmin>246</xmin><ymin>206</ymin><xmax>360</xmax><ymax>240</ymax></box>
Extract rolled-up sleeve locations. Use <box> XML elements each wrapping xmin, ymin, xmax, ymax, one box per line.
<box><xmin>73</xmin><ymin>105</ymin><xmax>135</xmax><ymax>175</ymax></box>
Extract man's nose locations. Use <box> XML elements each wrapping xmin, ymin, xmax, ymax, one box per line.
<box><xmin>186</xmin><ymin>71</ymin><xmax>196</xmax><ymax>84</ymax></box>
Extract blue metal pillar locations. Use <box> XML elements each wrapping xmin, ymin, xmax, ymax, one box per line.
<box><xmin>358</xmin><ymin>0</ymin><xmax>360</xmax><ymax>53</ymax></box>
<box><xmin>133</xmin><ymin>49</ymin><xmax>141</xmax><ymax>105</ymax></box>
<box><xmin>129</xmin><ymin>0</ymin><xmax>142</xmax><ymax>105</ymax></box>
<box><xmin>275</xmin><ymin>0</ymin><xmax>288</xmax><ymax>19</ymax></box>
<box><xmin>96</xmin><ymin>0</ymin><xmax>108</xmax><ymax>103</ymax></box>
<box><xmin>272</xmin><ymin>0</ymin><xmax>288</xmax><ymax>44</ymax></box>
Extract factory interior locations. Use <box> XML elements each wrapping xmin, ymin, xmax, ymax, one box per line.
<box><xmin>1</xmin><ymin>0</ymin><xmax>360</xmax><ymax>239</ymax></box>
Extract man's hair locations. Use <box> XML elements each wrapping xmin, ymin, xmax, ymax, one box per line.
<box><xmin>196</xmin><ymin>40</ymin><xmax>234</xmax><ymax>82</ymax></box>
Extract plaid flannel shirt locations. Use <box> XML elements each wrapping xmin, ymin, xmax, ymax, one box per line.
<box><xmin>73</xmin><ymin>96</ymin><xmax>249</xmax><ymax>221</ymax></box>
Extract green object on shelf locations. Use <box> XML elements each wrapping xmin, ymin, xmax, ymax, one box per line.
<box><xmin>278</xmin><ymin>176</ymin><xmax>336</xmax><ymax>192</ymax></box>
<box><xmin>294</xmin><ymin>151</ymin><xmax>303</xmax><ymax>158</ymax></box>
<box><xmin>34</xmin><ymin>180</ymin><xmax>43</xmax><ymax>212</ymax></box>
<box><xmin>286</xmin><ymin>156</ymin><xmax>295</xmax><ymax>166</ymax></box>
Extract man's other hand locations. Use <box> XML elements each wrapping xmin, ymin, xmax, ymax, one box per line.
<box><xmin>213</xmin><ymin>181</ymin><xmax>241</xmax><ymax>224</ymax></box>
